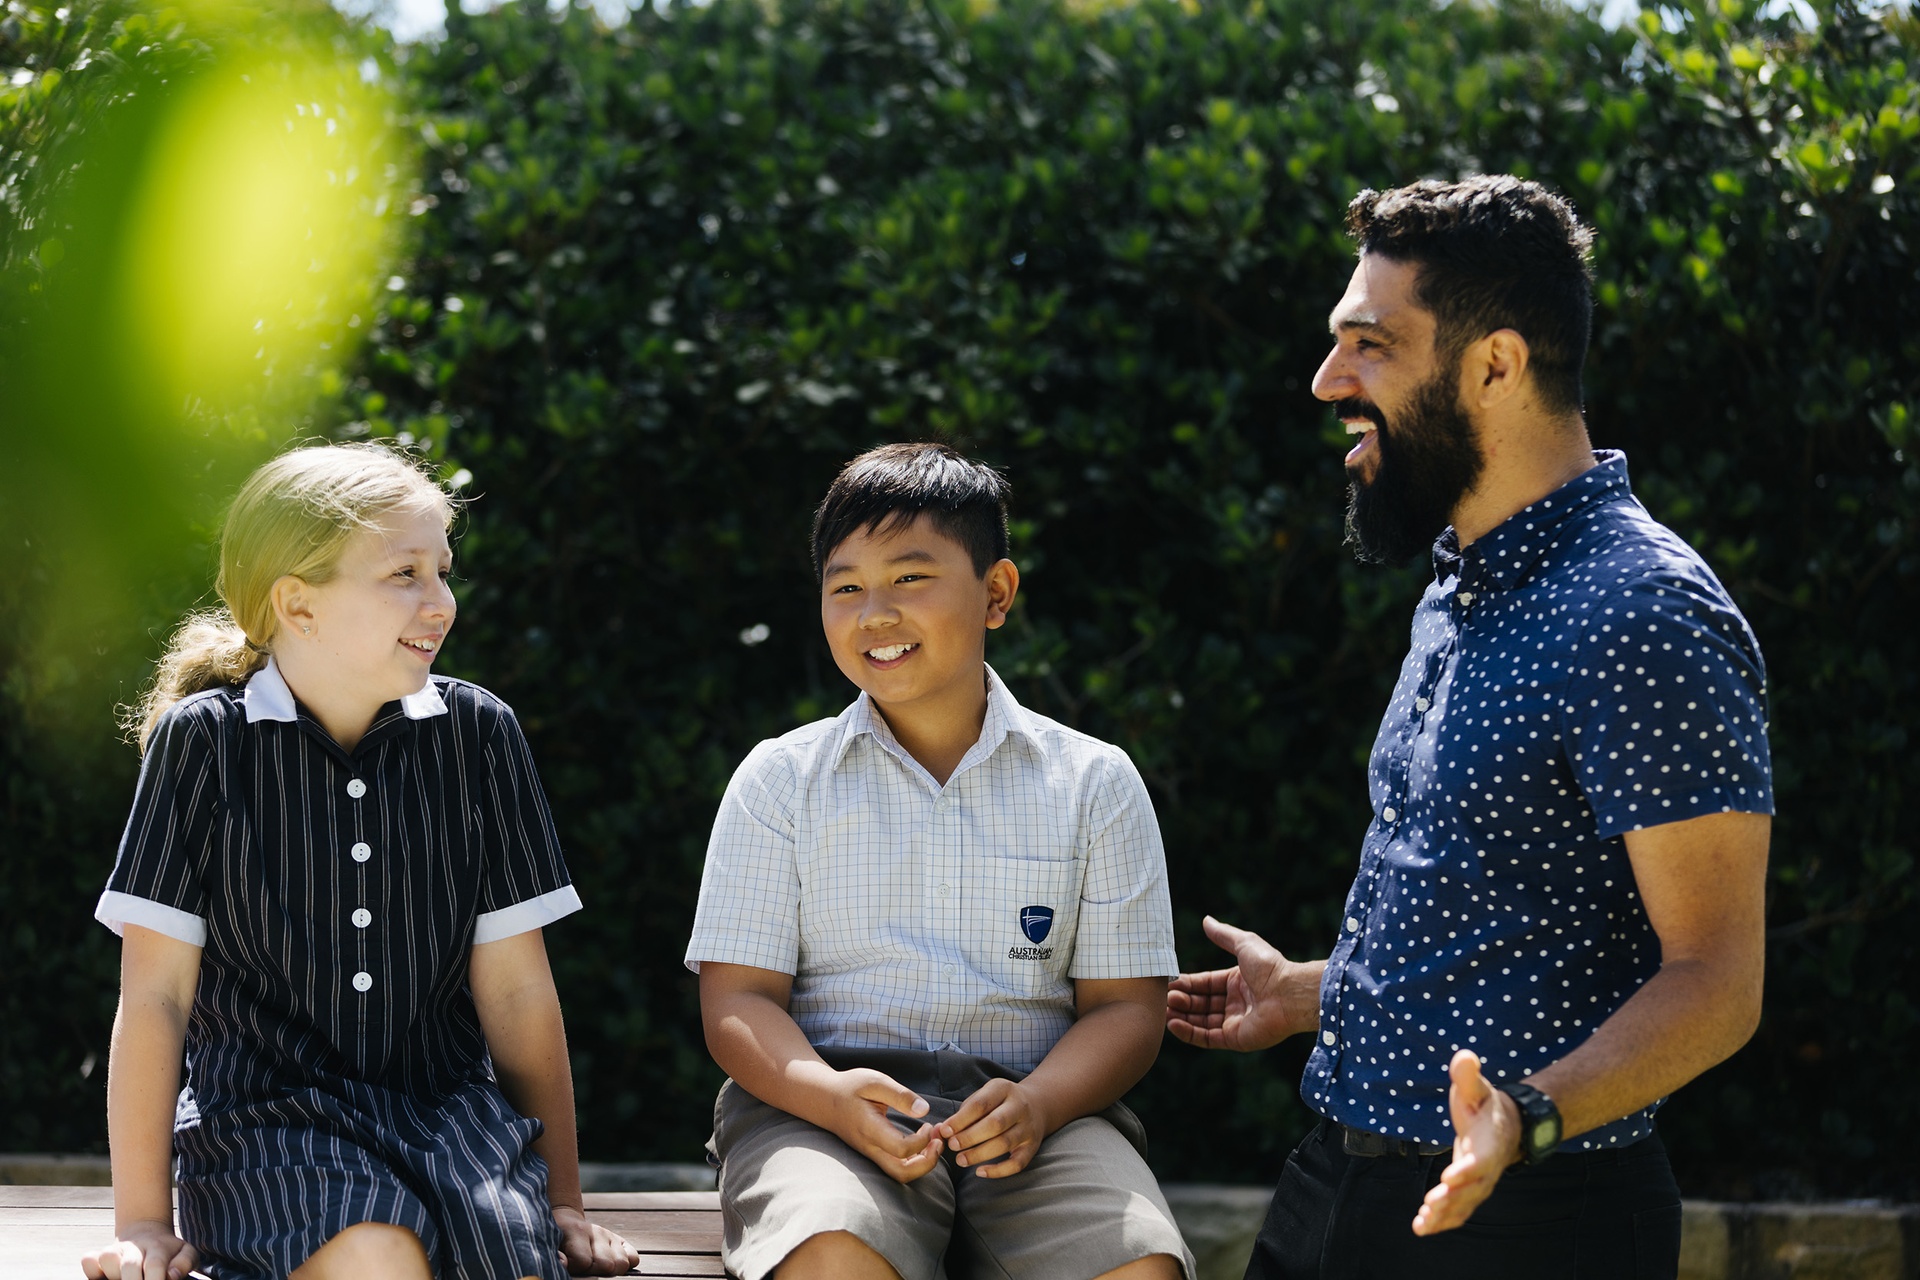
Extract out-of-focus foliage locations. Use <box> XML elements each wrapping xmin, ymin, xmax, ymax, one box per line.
<box><xmin>4</xmin><ymin>0</ymin><xmax>1916</xmax><ymax>1197</ymax></box>
<box><xmin>0</xmin><ymin>0</ymin><xmax>409</xmax><ymax>1139</ymax></box>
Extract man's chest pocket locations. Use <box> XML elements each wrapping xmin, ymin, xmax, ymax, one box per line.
<box><xmin>969</xmin><ymin>854</ymin><xmax>1083</xmax><ymax>993</ymax></box>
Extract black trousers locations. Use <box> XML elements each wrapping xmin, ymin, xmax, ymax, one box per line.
<box><xmin>1245</xmin><ymin>1120</ymin><xmax>1683</xmax><ymax>1280</ymax></box>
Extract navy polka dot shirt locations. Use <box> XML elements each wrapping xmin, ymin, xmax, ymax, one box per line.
<box><xmin>1305</xmin><ymin>451</ymin><xmax>1773</xmax><ymax>1150</ymax></box>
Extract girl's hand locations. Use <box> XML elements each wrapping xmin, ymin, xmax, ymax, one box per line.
<box><xmin>552</xmin><ymin>1205</ymin><xmax>640</xmax><ymax>1276</ymax></box>
<box><xmin>81</xmin><ymin>1219</ymin><xmax>199</xmax><ymax>1280</ymax></box>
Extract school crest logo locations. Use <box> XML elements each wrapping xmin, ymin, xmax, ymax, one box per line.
<box><xmin>1019</xmin><ymin>905</ymin><xmax>1054</xmax><ymax>944</ymax></box>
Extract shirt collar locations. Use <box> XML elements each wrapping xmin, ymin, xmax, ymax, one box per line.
<box><xmin>242</xmin><ymin>656</ymin><xmax>449</xmax><ymax>724</ymax></box>
<box><xmin>832</xmin><ymin>664</ymin><xmax>1044</xmax><ymax>776</ymax></box>
<box><xmin>1433</xmin><ymin>449</ymin><xmax>1633</xmax><ymax>591</ymax></box>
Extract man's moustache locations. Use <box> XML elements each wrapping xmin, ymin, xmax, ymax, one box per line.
<box><xmin>1333</xmin><ymin>397</ymin><xmax>1387</xmax><ymax>432</ymax></box>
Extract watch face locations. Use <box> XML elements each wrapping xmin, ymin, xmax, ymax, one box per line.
<box><xmin>1532</xmin><ymin>1118</ymin><xmax>1559</xmax><ymax>1149</ymax></box>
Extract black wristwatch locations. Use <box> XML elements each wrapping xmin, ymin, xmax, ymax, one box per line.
<box><xmin>1498</xmin><ymin>1081</ymin><xmax>1563</xmax><ymax>1164</ymax></box>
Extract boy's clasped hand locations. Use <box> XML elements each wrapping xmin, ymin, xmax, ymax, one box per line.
<box><xmin>829</xmin><ymin>1068</ymin><xmax>944</xmax><ymax>1182</ymax></box>
<box><xmin>835</xmin><ymin>1070</ymin><xmax>1053</xmax><ymax>1183</ymax></box>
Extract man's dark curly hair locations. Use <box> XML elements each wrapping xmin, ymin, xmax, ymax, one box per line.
<box><xmin>1346</xmin><ymin>175</ymin><xmax>1595</xmax><ymax>416</ymax></box>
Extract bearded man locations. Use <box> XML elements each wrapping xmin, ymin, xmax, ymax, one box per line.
<box><xmin>1167</xmin><ymin>176</ymin><xmax>1774</xmax><ymax>1279</ymax></box>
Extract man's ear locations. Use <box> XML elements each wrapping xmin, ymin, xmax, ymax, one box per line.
<box><xmin>983</xmin><ymin>558</ymin><xmax>1020</xmax><ymax>630</ymax></box>
<box><xmin>269</xmin><ymin>574</ymin><xmax>315</xmax><ymax>640</ymax></box>
<box><xmin>1464</xmin><ymin>329</ymin><xmax>1531</xmax><ymax>410</ymax></box>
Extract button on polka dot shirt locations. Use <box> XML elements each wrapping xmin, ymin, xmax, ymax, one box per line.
<box><xmin>1306</xmin><ymin>452</ymin><xmax>1773</xmax><ymax>1150</ymax></box>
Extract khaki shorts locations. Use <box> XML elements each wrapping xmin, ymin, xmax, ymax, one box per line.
<box><xmin>707</xmin><ymin>1047</ymin><xmax>1196</xmax><ymax>1280</ymax></box>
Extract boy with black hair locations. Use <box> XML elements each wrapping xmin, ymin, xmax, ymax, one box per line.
<box><xmin>687</xmin><ymin>442</ymin><xmax>1194</xmax><ymax>1280</ymax></box>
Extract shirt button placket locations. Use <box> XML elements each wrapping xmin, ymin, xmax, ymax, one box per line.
<box><xmin>927</xmin><ymin>788</ymin><xmax>954</xmax><ymax>1045</ymax></box>
<box><xmin>347</xmin><ymin>775</ymin><xmax>370</xmax><ymax>1022</ymax></box>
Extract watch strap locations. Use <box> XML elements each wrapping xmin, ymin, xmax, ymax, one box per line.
<box><xmin>1498</xmin><ymin>1081</ymin><xmax>1563</xmax><ymax>1164</ymax></box>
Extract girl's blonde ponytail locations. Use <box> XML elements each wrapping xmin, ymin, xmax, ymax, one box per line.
<box><xmin>124</xmin><ymin>611</ymin><xmax>270</xmax><ymax>749</ymax></box>
<box><xmin>126</xmin><ymin>443</ymin><xmax>456</xmax><ymax>752</ymax></box>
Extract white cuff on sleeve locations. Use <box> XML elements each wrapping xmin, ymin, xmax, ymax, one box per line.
<box><xmin>95</xmin><ymin>890</ymin><xmax>208</xmax><ymax>947</ymax></box>
<box><xmin>473</xmin><ymin>884</ymin><xmax>583</xmax><ymax>944</ymax></box>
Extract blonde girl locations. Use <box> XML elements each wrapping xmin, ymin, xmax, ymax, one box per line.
<box><xmin>83</xmin><ymin>444</ymin><xmax>637</xmax><ymax>1280</ymax></box>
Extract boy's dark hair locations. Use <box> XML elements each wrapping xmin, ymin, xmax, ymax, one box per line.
<box><xmin>812</xmin><ymin>442</ymin><xmax>1011</xmax><ymax>579</ymax></box>
<box><xmin>1345</xmin><ymin>175</ymin><xmax>1595</xmax><ymax>416</ymax></box>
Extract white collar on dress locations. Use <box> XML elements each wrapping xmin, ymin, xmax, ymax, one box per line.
<box><xmin>242</xmin><ymin>655</ymin><xmax>449</xmax><ymax>724</ymax></box>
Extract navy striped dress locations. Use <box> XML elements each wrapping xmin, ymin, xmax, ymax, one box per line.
<box><xmin>96</xmin><ymin>659</ymin><xmax>582</xmax><ymax>1279</ymax></box>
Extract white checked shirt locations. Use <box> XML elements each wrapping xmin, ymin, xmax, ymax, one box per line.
<box><xmin>685</xmin><ymin>666</ymin><xmax>1177</xmax><ymax>1074</ymax></box>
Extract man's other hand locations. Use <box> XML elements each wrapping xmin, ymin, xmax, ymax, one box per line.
<box><xmin>1165</xmin><ymin>916</ymin><xmax>1322</xmax><ymax>1052</ymax></box>
<box><xmin>1412</xmin><ymin>1050</ymin><xmax>1523</xmax><ymax>1236</ymax></box>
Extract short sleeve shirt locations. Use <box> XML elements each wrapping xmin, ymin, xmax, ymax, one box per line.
<box><xmin>685</xmin><ymin>666</ymin><xmax>1178</xmax><ymax>1074</ymax></box>
<box><xmin>1305</xmin><ymin>451</ymin><xmax>1773</xmax><ymax>1149</ymax></box>
<box><xmin>96</xmin><ymin>659</ymin><xmax>582</xmax><ymax>1109</ymax></box>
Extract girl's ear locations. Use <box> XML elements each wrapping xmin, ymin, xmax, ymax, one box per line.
<box><xmin>270</xmin><ymin>575</ymin><xmax>315</xmax><ymax>640</ymax></box>
<box><xmin>983</xmin><ymin>558</ymin><xmax>1020</xmax><ymax>630</ymax></box>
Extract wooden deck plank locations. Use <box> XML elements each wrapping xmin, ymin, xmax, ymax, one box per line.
<box><xmin>0</xmin><ymin>1187</ymin><xmax>726</xmax><ymax>1280</ymax></box>
<box><xmin>0</xmin><ymin>1187</ymin><xmax>118</xmax><ymax>1208</ymax></box>
<box><xmin>0</xmin><ymin>1207</ymin><xmax>132</xmax><ymax>1224</ymax></box>
<box><xmin>585</xmin><ymin>1192</ymin><xmax>720</xmax><ymax>1211</ymax></box>
<box><xmin>628</xmin><ymin>1259</ymin><xmax>726</xmax><ymax>1278</ymax></box>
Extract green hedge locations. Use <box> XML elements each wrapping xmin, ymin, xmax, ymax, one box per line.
<box><xmin>4</xmin><ymin>0</ymin><xmax>1917</xmax><ymax>1197</ymax></box>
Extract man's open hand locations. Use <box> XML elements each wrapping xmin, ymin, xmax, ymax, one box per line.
<box><xmin>1412</xmin><ymin>1050</ymin><xmax>1523</xmax><ymax>1236</ymax></box>
<box><xmin>827</xmin><ymin>1067</ymin><xmax>945</xmax><ymax>1183</ymax></box>
<box><xmin>1166</xmin><ymin>916</ymin><xmax>1321</xmax><ymax>1052</ymax></box>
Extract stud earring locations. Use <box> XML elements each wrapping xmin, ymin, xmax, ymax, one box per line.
<box><xmin>302</xmin><ymin>625</ymin><xmax>312</xmax><ymax>635</ymax></box>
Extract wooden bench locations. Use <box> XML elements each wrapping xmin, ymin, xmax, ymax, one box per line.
<box><xmin>0</xmin><ymin>1186</ymin><xmax>725</xmax><ymax>1279</ymax></box>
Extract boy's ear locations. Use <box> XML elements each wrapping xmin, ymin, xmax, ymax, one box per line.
<box><xmin>983</xmin><ymin>558</ymin><xmax>1020</xmax><ymax>630</ymax></box>
<box><xmin>270</xmin><ymin>574</ymin><xmax>316</xmax><ymax>640</ymax></box>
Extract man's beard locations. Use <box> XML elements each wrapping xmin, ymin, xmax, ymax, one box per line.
<box><xmin>1342</xmin><ymin>360</ymin><xmax>1485</xmax><ymax>566</ymax></box>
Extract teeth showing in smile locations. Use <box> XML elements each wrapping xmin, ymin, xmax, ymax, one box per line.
<box><xmin>1345</xmin><ymin>421</ymin><xmax>1375</xmax><ymax>435</ymax></box>
<box><xmin>403</xmin><ymin>638</ymin><xmax>437</xmax><ymax>653</ymax></box>
<box><xmin>867</xmin><ymin>643</ymin><xmax>917</xmax><ymax>662</ymax></box>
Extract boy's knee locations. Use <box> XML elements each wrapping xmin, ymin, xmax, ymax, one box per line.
<box><xmin>775</xmin><ymin>1229</ymin><xmax>902</xmax><ymax>1280</ymax></box>
<box><xmin>292</xmin><ymin>1221</ymin><xmax>431</xmax><ymax>1278</ymax></box>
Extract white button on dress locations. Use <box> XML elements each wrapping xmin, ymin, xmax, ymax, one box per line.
<box><xmin>351</xmin><ymin>908</ymin><xmax>372</xmax><ymax>928</ymax></box>
<box><xmin>352</xmin><ymin>971</ymin><xmax>373</xmax><ymax>992</ymax></box>
<box><xmin>1383</xmin><ymin>806</ymin><xmax>1398</xmax><ymax>823</ymax></box>
<box><xmin>1346</xmin><ymin>916</ymin><xmax>1360</xmax><ymax>933</ymax></box>
<box><xmin>1415</xmin><ymin>697</ymin><xmax>1430</xmax><ymax>713</ymax></box>
<box><xmin>350</xmin><ymin>842</ymin><xmax>371</xmax><ymax>863</ymax></box>
<box><xmin>1322</xmin><ymin>1030</ymin><xmax>1336</xmax><ymax>1046</ymax></box>
<box><xmin>346</xmin><ymin>779</ymin><xmax>367</xmax><ymax>799</ymax></box>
